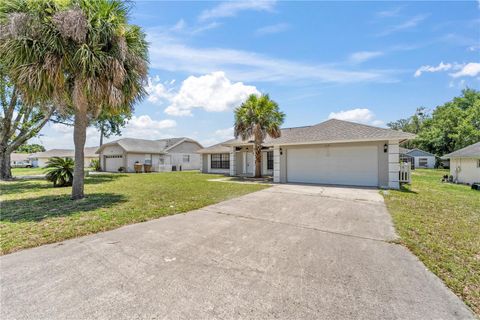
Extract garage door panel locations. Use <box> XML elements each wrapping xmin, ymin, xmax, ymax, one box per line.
<box><xmin>105</xmin><ymin>155</ymin><xmax>123</xmax><ymax>172</ymax></box>
<box><xmin>287</xmin><ymin>145</ymin><xmax>378</xmax><ymax>186</ymax></box>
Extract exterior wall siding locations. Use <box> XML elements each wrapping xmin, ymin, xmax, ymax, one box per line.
<box><xmin>388</xmin><ymin>141</ymin><xmax>400</xmax><ymax>189</ymax></box>
<box><xmin>229</xmin><ymin>147</ymin><xmax>236</xmax><ymax>176</ymax></box>
<box><xmin>413</xmin><ymin>156</ymin><xmax>435</xmax><ymax>169</ymax></box>
<box><xmin>273</xmin><ymin>146</ymin><xmax>281</xmax><ymax>183</ymax></box>
<box><xmin>450</xmin><ymin>158</ymin><xmax>480</xmax><ymax>185</ymax></box>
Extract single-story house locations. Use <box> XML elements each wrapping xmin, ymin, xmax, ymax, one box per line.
<box><xmin>441</xmin><ymin>142</ymin><xmax>480</xmax><ymax>185</ymax></box>
<box><xmin>96</xmin><ymin>137</ymin><xmax>203</xmax><ymax>173</ymax></box>
<box><xmin>198</xmin><ymin>119</ymin><xmax>415</xmax><ymax>189</ymax></box>
<box><xmin>400</xmin><ymin>148</ymin><xmax>436</xmax><ymax>169</ymax></box>
<box><xmin>10</xmin><ymin>153</ymin><xmax>32</xmax><ymax>167</ymax></box>
<box><xmin>29</xmin><ymin>147</ymin><xmax>98</xmax><ymax>168</ymax></box>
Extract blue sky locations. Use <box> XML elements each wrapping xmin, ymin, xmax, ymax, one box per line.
<box><xmin>35</xmin><ymin>0</ymin><xmax>480</xmax><ymax>149</ymax></box>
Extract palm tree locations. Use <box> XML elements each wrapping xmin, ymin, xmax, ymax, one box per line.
<box><xmin>234</xmin><ymin>94</ymin><xmax>285</xmax><ymax>178</ymax></box>
<box><xmin>45</xmin><ymin>157</ymin><xmax>74</xmax><ymax>187</ymax></box>
<box><xmin>0</xmin><ymin>0</ymin><xmax>148</xmax><ymax>199</ymax></box>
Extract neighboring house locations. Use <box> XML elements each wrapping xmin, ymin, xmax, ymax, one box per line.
<box><xmin>441</xmin><ymin>142</ymin><xmax>480</xmax><ymax>185</ymax></box>
<box><xmin>96</xmin><ymin>137</ymin><xmax>203</xmax><ymax>173</ymax></box>
<box><xmin>399</xmin><ymin>147</ymin><xmax>415</xmax><ymax>169</ymax></box>
<box><xmin>198</xmin><ymin>119</ymin><xmax>415</xmax><ymax>189</ymax></box>
<box><xmin>29</xmin><ymin>147</ymin><xmax>98</xmax><ymax>168</ymax></box>
<box><xmin>10</xmin><ymin>153</ymin><xmax>32</xmax><ymax>168</ymax></box>
<box><xmin>400</xmin><ymin>148</ymin><xmax>436</xmax><ymax>169</ymax></box>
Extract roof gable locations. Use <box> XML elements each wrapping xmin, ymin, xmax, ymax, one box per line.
<box><xmin>222</xmin><ymin>119</ymin><xmax>415</xmax><ymax>146</ymax></box>
<box><xmin>442</xmin><ymin>142</ymin><xmax>480</xmax><ymax>159</ymax></box>
<box><xmin>97</xmin><ymin>137</ymin><xmax>202</xmax><ymax>154</ymax></box>
<box><xmin>406</xmin><ymin>149</ymin><xmax>435</xmax><ymax>157</ymax></box>
<box><xmin>29</xmin><ymin>147</ymin><xmax>98</xmax><ymax>158</ymax></box>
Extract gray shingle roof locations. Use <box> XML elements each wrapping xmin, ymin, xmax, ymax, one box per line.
<box><xmin>197</xmin><ymin>142</ymin><xmax>230</xmax><ymax>154</ymax></box>
<box><xmin>442</xmin><ymin>142</ymin><xmax>480</xmax><ymax>159</ymax></box>
<box><xmin>97</xmin><ymin>137</ymin><xmax>202</xmax><ymax>154</ymax></box>
<box><xmin>29</xmin><ymin>147</ymin><xmax>98</xmax><ymax>158</ymax></box>
<box><xmin>406</xmin><ymin>149</ymin><xmax>436</xmax><ymax>157</ymax></box>
<box><xmin>222</xmin><ymin>119</ymin><xmax>415</xmax><ymax>147</ymax></box>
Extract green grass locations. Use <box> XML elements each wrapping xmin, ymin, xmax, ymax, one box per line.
<box><xmin>383</xmin><ymin>169</ymin><xmax>480</xmax><ymax>315</ymax></box>
<box><xmin>11</xmin><ymin>167</ymin><xmax>46</xmax><ymax>176</ymax></box>
<box><xmin>0</xmin><ymin>172</ymin><xmax>268</xmax><ymax>255</ymax></box>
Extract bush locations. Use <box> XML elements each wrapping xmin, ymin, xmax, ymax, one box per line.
<box><xmin>90</xmin><ymin>159</ymin><xmax>101</xmax><ymax>171</ymax></box>
<box><xmin>45</xmin><ymin>157</ymin><xmax>74</xmax><ymax>187</ymax></box>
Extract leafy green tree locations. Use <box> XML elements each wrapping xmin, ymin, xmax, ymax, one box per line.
<box><xmin>0</xmin><ymin>64</ymin><xmax>54</xmax><ymax>180</ymax></box>
<box><xmin>234</xmin><ymin>94</ymin><xmax>285</xmax><ymax>178</ymax></box>
<box><xmin>45</xmin><ymin>157</ymin><xmax>74</xmax><ymax>187</ymax></box>
<box><xmin>16</xmin><ymin>143</ymin><xmax>45</xmax><ymax>154</ymax></box>
<box><xmin>390</xmin><ymin>88</ymin><xmax>480</xmax><ymax>156</ymax></box>
<box><xmin>415</xmin><ymin>89</ymin><xmax>480</xmax><ymax>155</ymax></box>
<box><xmin>94</xmin><ymin>110</ymin><xmax>131</xmax><ymax>146</ymax></box>
<box><xmin>0</xmin><ymin>0</ymin><xmax>148</xmax><ymax>199</ymax></box>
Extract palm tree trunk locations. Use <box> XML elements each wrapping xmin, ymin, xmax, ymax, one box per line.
<box><xmin>254</xmin><ymin>143</ymin><xmax>262</xmax><ymax>178</ymax></box>
<box><xmin>0</xmin><ymin>146</ymin><xmax>12</xmax><ymax>180</ymax></box>
<box><xmin>71</xmin><ymin>108</ymin><xmax>88</xmax><ymax>200</ymax></box>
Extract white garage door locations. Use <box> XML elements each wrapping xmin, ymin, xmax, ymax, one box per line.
<box><xmin>287</xmin><ymin>145</ymin><xmax>378</xmax><ymax>186</ymax></box>
<box><xmin>104</xmin><ymin>155</ymin><xmax>123</xmax><ymax>172</ymax></box>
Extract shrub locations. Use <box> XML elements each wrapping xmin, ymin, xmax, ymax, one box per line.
<box><xmin>90</xmin><ymin>159</ymin><xmax>101</xmax><ymax>171</ymax></box>
<box><xmin>45</xmin><ymin>157</ymin><xmax>74</xmax><ymax>187</ymax></box>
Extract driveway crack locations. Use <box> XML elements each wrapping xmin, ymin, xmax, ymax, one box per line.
<box><xmin>203</xmin><ymin>209</ymin><xmax>393</xmax><ymax>244</ymax></box>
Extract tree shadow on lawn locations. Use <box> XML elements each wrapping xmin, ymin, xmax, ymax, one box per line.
<box><xmin>399</xmin><ymin>185</ymin><xmax>418</xmax><ymax>194</ymax></box>
<box><xmin>0</xmin><ymin>174</ymin><xmax>126</xmax><ymax>196</ymax></box>
<box><xmin>0</xmin><ymin>193</ymin><xmax>127</xmax><ymax>222</ymax></box>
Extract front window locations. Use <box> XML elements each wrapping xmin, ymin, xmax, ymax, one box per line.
<box><xmin>419</xmin><ymin>158</ymin><xmax>428</xmax><ymax>167</ymax></box>
<box><xmin>183</xmin><ymin>155</ymin><xmax>190</xmax><ymax>163</ymax></box>
<box><xmin>267</xmin><ymin>151</ymin><xmax>274</xmax><ymax>170</ymax></box>
<box><xmin>211</xmin><ymin>154</ymin><xmax>230</xmax><ymax>169</ymax></box>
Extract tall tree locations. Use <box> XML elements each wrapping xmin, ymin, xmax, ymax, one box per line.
<box><xmin>234</xmin><ymin>94</ymin><xmax>285</xmax><ymax>178</ymax></box>
<box><xmin>415</xmin><ymin>88</ymin><xmax>480</xmax><ymax>155</ymax></box>
<box><xmin>388</xmin><ymin>88</ymin><xmax>480</xmax><ymax>156</ymax></box>
<box><xmin>93</xmin><ymin>111</ymin><xmax>131</xmax><ymax>146</ymax></box>
<box><xmin>16</xmin><ymin>143</ymin><xmax>45</xmax><ymax>154</ymax></box>
<box><xmin>0</xmin><ymin>0</ymin><xmax>148</xmax><ymax>199</ymax></box>
<box><xmin>0</xmin><ymin>65</ymin><xmax>54</xmax><ymax>180</ymax></box>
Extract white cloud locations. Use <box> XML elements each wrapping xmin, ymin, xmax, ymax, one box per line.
<box><xmin>145</xmin><ymin>77</ymin><xmax>173</xmax><ymax>103</ymax></box>
<box><xmin>414</xmin><ymin>62</ymin><xmax>480</xmax><ymax>78</ymax></box>
<box><xmin>255</xmin><ymin>23</ymin><xmax>289</xmax><ymax>36</ymax></box>
<box><xmin>147</xmin><ymin>32</ymin><xmax>393</xmax><ymax>84</ymax></box>
<box><xmin>201</xmin><ymin>127</ymin><xmax>235</xmax><ymax>146</ymax></box>
<box><xmin>164</xmin><ymin>71</ymin><xmax>259</xmax><ymax>116</ymax></box>
<box><xmin>378</xmin><ymin>14</ymin><xmax>429</xmax><ymax>36</ymax></box>
<box><xmin>376</xmin><ymin>7</ymin><xmax>402</xmax><ymax>18</ymax></box>
<box><xmin>328</xmin><ymin>108</ymin><xmax>384</xmax><ymax>126</ymax></box>
<box><xmin>349</xmin><ymin>51</ymin><xmax>384</xmax><ymax>64</ymax></box>
<box><xmin>125</xmin><ymin>115</ymin><xmax>176</xmax><ymax>130</ymax></box>
<box><xmin>199</xmin><ymin>0</ymin><xmax>276</xmax><ymax>21</ymax></box>
<box><xmin>449</xmin><ymin>62</ymin><xmax>480</xmax><ymax>78</ymax></box>
<box><xmin>414</xmin><ymin>62</ymin><xmax>453</xmax><ymax>77</ymax></box>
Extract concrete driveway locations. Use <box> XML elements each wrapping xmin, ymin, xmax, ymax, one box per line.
<box><xmin>0</xmin><ymin>184</ymin><xmax>474</xmax><ymax>319</ymax></box>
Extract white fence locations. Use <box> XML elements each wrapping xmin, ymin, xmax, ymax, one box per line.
<box><xmin>399</xmin><ymin>162</ymin><xmax>411</xmax><ymax>184</ymax></box>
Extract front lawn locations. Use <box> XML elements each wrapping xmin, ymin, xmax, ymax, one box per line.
<box><xmin>11</xmin><ymin>167</ymin><xmax>46</xmax><ymax>176</ymax></box>
<box><xmin>0</xmin><ymin>172</ymin><xmax>268</xmax><ymax>255</ymax></box>
<box><xmin>383</xmin><ymin>169</ymin><xmax>480</xmax><ymax>315</ymax></box>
